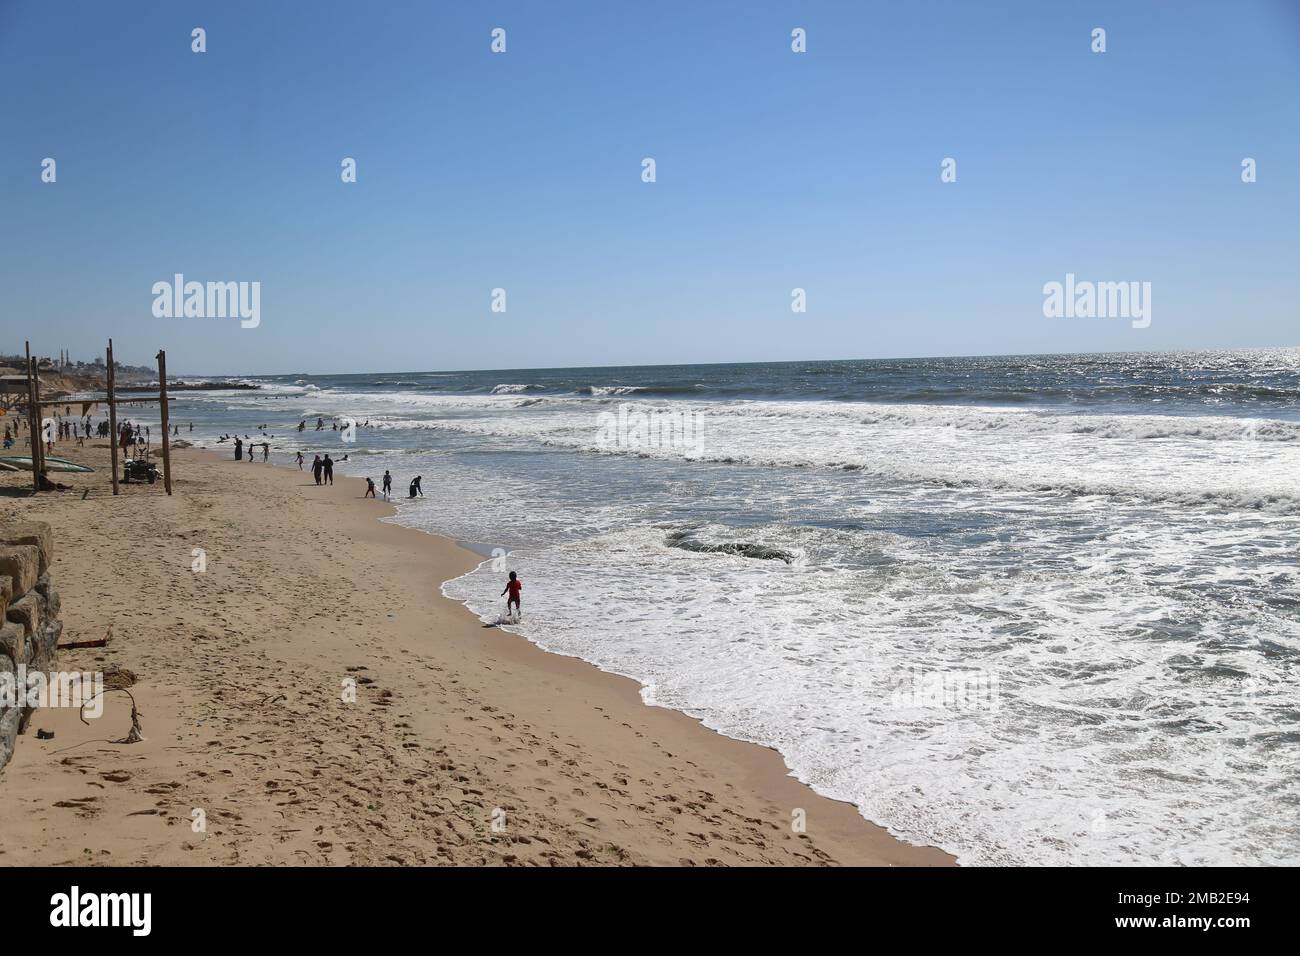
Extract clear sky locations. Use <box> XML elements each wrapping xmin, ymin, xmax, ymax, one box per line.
<box><xmin>2</xmin><ymin>0</ymin><xmax>1298</xmax><ymax>374</ymax></box>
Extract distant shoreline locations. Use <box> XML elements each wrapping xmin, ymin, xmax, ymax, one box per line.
<box><xmin>114</xmin><ymin>381</ymin><xmax>259</xmax><ymax>393</ymax></box>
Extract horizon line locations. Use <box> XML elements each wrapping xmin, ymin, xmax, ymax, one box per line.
<box><xmin>173</xmin><ymin>343</ymin><xmax>1300</xmax><ymax>381</ymax></box>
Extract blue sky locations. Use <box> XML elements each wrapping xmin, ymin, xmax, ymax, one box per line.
<box><xmin>2</xmin><ymin>0</ymin><xmax>1297</xmax><ymax>374</ymax></box>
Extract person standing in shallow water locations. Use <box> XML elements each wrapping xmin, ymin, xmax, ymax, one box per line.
<box><xmin>322</xmin><ymin>454</ymin><xmax>334</xmax><ymax>485</ymax></box>
<box><xmin>382</xmin><ymin>470</ymin><xmax>392</xmax><ymax>498</ymax></box>
<box><xmin>501</xmin><ymin>571</ymin><xmax>522</xmax><ymax>621</ymax></box>
<box><xmin>408</xmin><ymin>475</ymin><xmax>422</xmax><ymax>498</ymax></box>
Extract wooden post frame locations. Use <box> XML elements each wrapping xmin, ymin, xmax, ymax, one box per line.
<box><xmin>24</xmin><ymin>342</ymin><xmax>40</xmax><ymax>493</ymax></box>
<box><xmin>107</xmin><ymin>339</ymin><xmax>120</xmax><ymax>496</ymax></box>
<box><xmin>31</xmin><ymin>354</ymin><xmax>45</xmax><ymax>483</ymax></box>
<box><xmin>156</xmin><ymin>350</ymin><xmax>172</xmax><ymax>495</ymax></box>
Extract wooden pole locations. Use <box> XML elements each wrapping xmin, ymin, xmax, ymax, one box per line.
<box><xmin>31</xmin><ymin>354</ymin><xmax>46</xmax><ymax>481</ymax></box>
<box><xmin>24</xmin><ymin>342</ymin><xmax>39</xmax><ymax>493</ymax></box>
<box><xmin>157</xmin><ymin>350</ymin><xmax>172</xmax><ymax>495</ymax></box>
<box><xmin>107</xmin><ymin>339</ymin><xmax>119</xmax><ymax>496</ymax></box>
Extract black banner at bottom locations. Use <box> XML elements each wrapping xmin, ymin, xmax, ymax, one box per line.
<box><xmin>0</xmin><ymin>865</ymin><xmax>1281</xmax><ymax>943</ymax></box>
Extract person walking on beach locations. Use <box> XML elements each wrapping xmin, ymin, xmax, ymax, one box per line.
<box><xmin>262</xmin><ymin>442</ymin><xmax>270</xmax><ymax>462</ymax></box>
<box><xmin>365</xmin><ymin>477</ymin><xmax>376</xmax><ymax>498</ymax></box>
<box><xmin>323</xmin><ymin>454</ymin><xmax>334</xmax><ymax>485</ymax></box>
<box><xmin>311</xmin><ymin>454</ymin><xmax>323</xmax><ymax>485</ymax></box>
<box><xmin>382</xmin><ymin>470</ymin><xmax>392</xmax><ymax>498</ymax></box>
<box><xmin>296</xmin><ymin>451</ymin><xmax>304</xmax><ymax>470</ymax></box>
<box><xmin>234</xmin><ymin>436</ymin><xmax>243</xmax><ymax>461</ymax></box>
<box><xmin>501</xmin><ymin>572</ymin><xmax>522</xmax><ymax>621</ymax></box>
<box><xmin>408</xmin><ymin>475</ymin><xmax>422</xmax><ymax>498</ymax></box>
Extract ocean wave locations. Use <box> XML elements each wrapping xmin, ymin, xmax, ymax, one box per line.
<box><xmin>579</xmin><ymin>385</ymin><xmax>643</xmax><ymax>396</ymax></box>
<box><xmin>391</xmin><ymin>404</ymin><xmax>1300</xmax><ymax>514</ymax></box>
<box><xmin>491</xmin><ymin>383</ymin><xmax>546</xmax><ymax>394</ymax></box>
<box><xmin>578</xmin><ymin>384</ymin><xmax>707</xmax><ymax>397</ymax></box>
<box><xmin>727</xmin><ymin>401</ymin><xmax>1300</xmax><ymax>442</ymax></box>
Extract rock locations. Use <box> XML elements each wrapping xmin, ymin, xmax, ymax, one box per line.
<box><xmin>0</xmin><ymin>621</ymin><xmax>25</xmax><ymax>668</ymax></box>
<box><xmin>0</xmin><ymin>522</ymin><xmax>53</xmax><ymax>574</ymax></box>
<box><xmin>0</xmin><ymin>545</ymin><xmax>39</xmax><ymax>598</ymax></box>
<box><xmin>36</xmin><ymin>729</ymin><xmax>54</xmax><ymax>740</ymax></box>
<box><xmin>28</xmin><ymin>620</ymin><xmax>60</xmax><ymax>668</ymax></box>
<box><xmin>5</xmin><ymin>592</ymin><xmax>40</xmax><ymax>638</ymax></box>
<box><xmin>0</xmin><ymin>524</ymin><xmax>61</xmax><ymax>775</ymax></box>
<box><xmin>0</xmin><ymin>706</ymin><xmax>22</xmax><ymax>768</ymax></box>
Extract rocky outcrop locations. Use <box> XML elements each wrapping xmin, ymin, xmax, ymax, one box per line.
<box><xmin>0</xmin><ymin>521</ymin><xmax>62</xmax><ymax>772</ymax></box>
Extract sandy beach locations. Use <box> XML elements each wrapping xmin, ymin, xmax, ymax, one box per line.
<box><xmin>0</xmin><ymin>439</ymin><xmax>952</xmax><ymax>866</ymax></box>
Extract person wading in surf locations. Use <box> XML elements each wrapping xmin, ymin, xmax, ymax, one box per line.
<box><xmin>501</xmin><ymin>571</ymin><xmax>522</xmax><ymax>621</ymax></box>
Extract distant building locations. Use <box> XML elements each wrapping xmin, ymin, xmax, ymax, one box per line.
<box><xmin>0</xmin><ymin>373</ymin><xmax>30</xmax><ymax>409</ymax></box>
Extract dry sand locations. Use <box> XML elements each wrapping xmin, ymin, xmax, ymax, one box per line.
<box><xmin>0</xmin><ymin>437</ymin><xmax>952</xmax><ymax>866</ymax></box>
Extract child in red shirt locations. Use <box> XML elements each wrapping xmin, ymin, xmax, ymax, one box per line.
<box><xmin>501</xmin><ymin>572</ymin><xmax>522</xmax><ymax>620</ymax></box>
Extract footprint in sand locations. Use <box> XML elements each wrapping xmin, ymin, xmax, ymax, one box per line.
<box><xmin>53</xmin><ymin>797</ymin><xmax>101</xmax><ymax>819</ymax></box>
